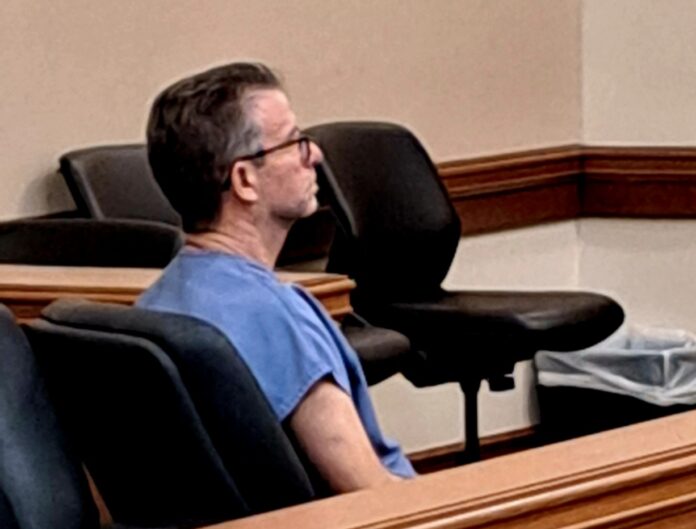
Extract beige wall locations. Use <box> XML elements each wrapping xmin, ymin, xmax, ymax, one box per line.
<box><xmin>579</xmin><ymin>219</ymin><xmax>696</xmax><ymax>330</ymax></box>
<box><xmin>1</xmin><ymin>0</ymin><xmax>581</xmax><ymax>219</ymax></box>
<box><xmin>582</xmin><ymin>0</ymin><xmax>696</xmax><ymax>144</ymax></box>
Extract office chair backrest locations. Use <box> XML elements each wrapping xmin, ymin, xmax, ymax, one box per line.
<box><xmin>275</xmin><ymin>205</ymin><xmax>336</xmax><ymax>268</ymax></box>
<box><xmin>0</xmin><ymin>219</ymin><xmax>183</xmax><ymax>268</ymax></box>
<box><xmin>306</xmin><ymin>122</ymin><xmax>461</xmax><ymax>298</ymax></box>
<box><xmin>24</xmin><ymin>299</ymin><xmax>314</xmax><ymax>528</ymax></box>
<box><xmin>60</xmin><ymin>144</ymin><xmax>182</xmax><ymax>226</ymax></box>
<box><xmin>0</xmin><ymin>303</ymin><xmax>99</xmax><ymax>529</ymax></box>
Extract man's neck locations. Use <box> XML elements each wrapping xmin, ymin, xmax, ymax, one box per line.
<box><xmin>185</xmin><ymin>214</ymin><xmax>289</xmax><ymax>269</ymax></box>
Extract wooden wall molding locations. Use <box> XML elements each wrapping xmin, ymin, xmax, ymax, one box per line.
<box><xmin>582</xmin><ymin>146</ymin><xmax>696</xmax><ymax>218</ymax></box>
<box><xmin>438</xmin><ymin>145</ymin><xmax>696</xmax><ymax>235</ymax></box>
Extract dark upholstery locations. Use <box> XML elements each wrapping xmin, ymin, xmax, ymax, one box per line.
<box><xmin>0</xmin><ymin>219</ymin><xmax>183</xmax><ymax>268</ymax></box>
<box><xmin>310</xmin><ymin>125</ymin><xmax>459</xmax><ymax>299</ymax></box>
<box><xmin>24</xmin><ymin>299</ymin><xmax>315</xmax><ymax>528</ymax></box>
<box><xmin>60</xmin><ymin>145</ymin><xmax>182</xmax><ymax>226</ymax></box>
<box><xmin>340</xmin><ymin>313</ymin><xmax>412</xmax><ymax>386</ymax></box>
<box><xmin>275</xmin><ymin>205</ymin><xmax>336</xmax><ymax>268</ymax></box>
<box><xmin>307</xmin><ymin>121</ymin><xmax>625</xmax><ymax>460</ymax></box>
<box><xmin>0</xmin><ymin>303</ymin><xmax>99</xmax><ymax>529</ymax></box>
<box><xmin>375</xmin><ymin>290</ymin><xmax>624</xmax><ymax>384</ymax></box>
<box><xmin>0</xmin><ymin>490</ymin><xmax>20</xmax><ymax>529</ymax></box>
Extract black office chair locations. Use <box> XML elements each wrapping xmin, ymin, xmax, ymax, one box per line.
<box><xmin>59</xmin><ymin>144</ymin><xmax>411</xmax><ymax>386</ymax></box>
<box><xmin>307</xmin><ymin>121</ymin><xmax>625</xmax><ymax>462</ymax></box>
<box><xmin>0</xmin><ymin>218</ymin><xmax>183</xmax><ymax>268</ymax></box>
<box><xmin>0</xmin><ymin>303</ymin><xmax>100</xmax><ymax>529</ymax></box>
<box><xmin>24</xmin><ymin>299</ymin><xmax>316</xmax><ymax>528</ymax></box>
<box><xmin>60</xmin><ymin>145</ymin><xmax>182</xmax><ymax>226</ymax></box>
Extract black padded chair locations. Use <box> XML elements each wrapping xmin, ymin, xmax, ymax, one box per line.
<box><xmin>0</xmin><ymin>218</ymin><xmax>183</xmax><ymax>268</ymax></box>
<box><xmin>339</xmin><ymin>312</ymin><xmax>411</xmax><ymax>386</ymax></box>
<box><xmin>60</xmin><ymin>145</ymin><xmax>182</xmax><ymax>226</ymax></box>
<box><xmin>306</xmin><ymin>121</ymin><xmax>625</xmax><ymax>462</ymax></box>
<box><xmin>59</xmin><ymin>144</ymin><xmax>411</xmax><ymax>385</ymax></box>
<box><xmin>24</xmin><ymin>299</ymin><xmax>315</xmax><ymax>528</ymax></box>
<box><xmin>0</xmin><ymin>303</ymin><xmax>99</xmax><ymax>529</ymax></box>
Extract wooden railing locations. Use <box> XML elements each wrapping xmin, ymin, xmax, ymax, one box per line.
<box><xmin>203</xmin><ymin>410</ymin><xmax>696</xmax><ymax>529</ymax></box>
<box><xmin>0</xmin><ymin>264</ymin><xmax>355</xmax><ymax>322</ymax></box>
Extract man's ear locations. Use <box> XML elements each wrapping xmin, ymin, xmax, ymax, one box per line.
<box><xmin>228</xmin><ymin>162</ymin><xmax>259</xmax><ymax>203</ymax></box>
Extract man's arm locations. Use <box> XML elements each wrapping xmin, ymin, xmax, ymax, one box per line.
<box><xmin>288</xmin><ymin>379</ymin><xmax>401</xmax><ymax>493</ymax></box>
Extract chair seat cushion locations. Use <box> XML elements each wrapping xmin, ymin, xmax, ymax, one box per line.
<box><xmin>341</xmin><ymin>317</ymin><xmax>412</xmax><ymax>385</ymax></box>
<box><xmin>355</xmin><ymin>289</ymin><xmax>624</xmax><ymax>382</ymax></box>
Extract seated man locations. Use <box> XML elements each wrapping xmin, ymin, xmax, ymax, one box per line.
<box><xmin>137</xmin><ymin>62</ymin><xmax>416</xmax><ymax>492</ymax></box>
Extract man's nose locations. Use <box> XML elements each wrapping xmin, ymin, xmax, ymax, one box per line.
<box><xmin>310</xmin><ymin>140</ymin><xmax>323</xmax><ymax>165</ymax></box>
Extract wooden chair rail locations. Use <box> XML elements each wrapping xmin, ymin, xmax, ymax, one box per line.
<box><xmin>439</xmin><ymin>144</ymin><xmax>696</xmax><ymax>235</ymax></box>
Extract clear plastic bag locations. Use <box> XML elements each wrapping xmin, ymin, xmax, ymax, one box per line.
<box><xmin>535</xmin><ymin>326</ymin><xmax>696</xmax><ymax>406</ymax></box>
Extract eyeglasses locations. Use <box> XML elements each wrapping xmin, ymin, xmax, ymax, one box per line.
<box><xmin>233</xmin><ymin>135</ymin><xmax>313</xmax><ymax>167</ymax></box>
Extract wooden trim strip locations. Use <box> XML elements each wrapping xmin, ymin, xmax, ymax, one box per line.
<box><xmin>582</xmin><ymin>146</ymin><xmax>696</xmax><ymax>218</ymax></box>
<box><xmin>439</xmin><ymin>145</ymin><xmax>583</xmax><ymax>197</ymax></box>
<box><xmin>439</xmin><ymin>145</ymin><xmax>583</xmax><ymax>235</ymax></box>
<box><xmin>437</xmin><ymin>145</ymin><xmax>696</xmax><ymax>235</ymax></box>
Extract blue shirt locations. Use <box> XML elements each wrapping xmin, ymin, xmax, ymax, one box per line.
<box><xmin>137</xmin><ymin>249</ymin><xmax>415</xmax><ymax>478</ymax></box>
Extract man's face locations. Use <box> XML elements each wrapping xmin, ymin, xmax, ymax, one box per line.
<box><xmin>246</xmin><ymin>89</ymin><xmax>322</xmax><ymax>222</ymax></box>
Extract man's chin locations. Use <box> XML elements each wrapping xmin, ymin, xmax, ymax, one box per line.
<box><xmin>277</xmin><ymin>196</ymin><xmax>319</xmax><ymax>223</ymax></box>
<box><xmin>301</xmin><ymin>197</ymin><xmax>319</xmax><ymax>218</ymax></box>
